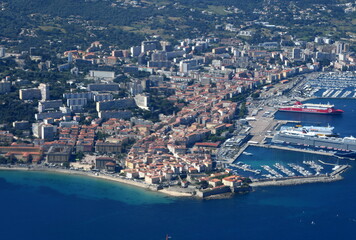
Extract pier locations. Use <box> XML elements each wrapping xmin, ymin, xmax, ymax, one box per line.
<box><xmin>229</xmin><ymin>163</ymin><xmax>261</xmax><ymax>174</ymax></box>
<box><xmin>318</xmin><ymin>160</ymin><xmax>338</xmax><ymax>166</ymax></box>
<box><xmin>250</xmin><ymin>144</ymin><xmax>335</xmax><ymax>156</ymax></box>
<box><xmin>330</xmin><ymin>165</ymin><xmax>350</xmax><ymax>176</ymax></box>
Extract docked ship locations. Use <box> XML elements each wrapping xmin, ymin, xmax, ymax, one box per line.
<box><xmin>278</xmin><ymin>101</ymin><xmax>344</xmax><ymax>114</ymax></box>
<box><xmin>272</xmin><ymin>127</ymin><xmax>356</xmax><ymax>153</ymax></box>
<box><xmin>280</xmin><ymin>125</ymin><xmax>337</xmax><ymax>137</ymax></box>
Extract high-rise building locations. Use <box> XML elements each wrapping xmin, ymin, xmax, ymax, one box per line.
<box><xmin>134</xmin><ymin>94</ymin><xmax>150</xmax><ymax>110</ymax></box>
<box><xmin>335</xmin><ymin>41</ymin><xmax>350</xmax><ymax>54</ymax></box>
<box><xmin>96</xmin><ymin>98</ymin><xmax>136</xmax><ymax>112</ymax></box>
<box><xmin>41</xmin><ymin>124</ymin><xmax>55</xmax><ymax>141</ymax></box>
<box><xmin>0</xmin><ymin>46</ymin><xmax>5</xmax><ymax>58</ymax></box>
<box><xmin>292</xmin><ymin>48</ymin><xmax>302</xmax><ymax>60</ymax></box>
<box><xmin>0</xmin><ymin>80</ymin><xmax>11</xmax><ymax>94</ymax></box>
<box><xmin>38</xmin><ymin>83</ymin><xmax>50</xmax><ymax>101</ymax></box>
<box><xmin>179</xmin><ymin>58</ymin><xmax>203</xmax><ymax>73</ymax></box>
<box><xmin>68</xmin><ymin>52</ymin><xmax>73</xmax><ymax>63</ymax></box>
<box><xmin>38</xmin><ymin>100</ymin><xmax>62</xmax><ymax>113</ymax></box>
<box><xmin>130</xmin><ymin>46</ymin><xmax>141</xmax><ymax>57</ymax></box>
<box><xmin>63</xmin><ymin>92</ymin><xmax>93</xmax><ymax>100</ymax></box>
<box><xmin>141</xmin><ymin>40</ymin><xmax>160</xmax><ymax>53</ymax></box>
<box><xmin>19</xmin><ymin>88</ymin><xmax>42</xmax><ymax>100</ymax></box>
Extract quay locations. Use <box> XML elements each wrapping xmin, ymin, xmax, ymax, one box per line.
<box><xmin>250</xmin><ymin>144</ymin><xmax>335</xmax><ymax>156</ymax></box>
<box><xmin>224</xmin><ymin>144</ymin><xmax>250</xmax><ymax>164</ymax></box>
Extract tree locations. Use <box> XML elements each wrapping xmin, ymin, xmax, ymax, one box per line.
<box><xmin>96</xmin><ymin>131</ymin><xmax>109</xmax><ymax>141</ymax></box>
<box><xmin>62</xmin><ymin>162</ymin><xmax>70</xmax><ymax>169</ymax></box>
<box><xmin>251</xmin><ymin>92</ymin><xmax>260</xmax><ymax>99</ymax></box>
<box><xmin>238</xmin><ymin>102</ymin><xmax>247</xmax><ymax>119</ymax></box>
<box><xmin>75</xmin><ymin>152</ymin><xmax>85</xmax><ymax>161</ymax></box>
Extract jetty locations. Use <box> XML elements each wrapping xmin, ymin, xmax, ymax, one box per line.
<box><xmin>229</xmin><ymin>163</ymin><xmax>261</xmax><ymax>174</ymax></box>
<box><xmin>330</xmin><ymin>165</ymin><xmax>350</xmax><ymax>176</ymax></box>
<box><xmin>250</xmin><ymin>144</ymin><xmax>335</xmax><ymax>156</ymax></box>
<box><xmin>318</xmin><ymin>160</ymin><xmax>338</xmax><ymax>166</ymax></box>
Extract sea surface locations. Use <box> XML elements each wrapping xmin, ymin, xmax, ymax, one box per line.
<box><xmin>1</xmin><ymin>98</ymin><xmax>356</xmax><ymax>240</ymax></box>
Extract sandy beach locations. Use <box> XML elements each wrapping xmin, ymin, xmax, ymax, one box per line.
<box><xmin>158</xmin><ymin>188</ymin><xmax>193</xmax><ymax>197</ymax></box>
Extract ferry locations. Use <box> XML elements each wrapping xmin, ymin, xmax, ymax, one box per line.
<box><xmin>280</xmin><ymin>125</ymin><xmax>337</xmax><ymax>137</ymax></box>
<box><xmin>278</xmin><ymin>101</ymin><xmax>344</xmax><ymax>114</ymax></box>
<box><xmin>272</xmin><ymin>128</ymin><xmax>356</xmax><ymax>153</ymax></box>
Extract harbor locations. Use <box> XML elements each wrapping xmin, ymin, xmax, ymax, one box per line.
<box><xmin>306</xmin><ymin>72</ymin><xmax>356</xmax><ymax>98</ymax></box>
<box><xmin>293</xmin><ymin>72</ymin><xmax>356</xmax><ymax>99</ymax></box>
<box><xmin>218</xmin><ymin>74</ymin><xmax>356</xmax><ymax>186</ymax></box>
<box><xmin>225</xmin><ymin>142</ymin><xmax>351</xmax><ymax>187</ymax></box>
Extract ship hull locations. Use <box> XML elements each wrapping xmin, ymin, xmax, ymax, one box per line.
<box><xmin>272</xmin><ymin>133</ymin><xmax>356</xmax><ymax>152</ymax></box>
<box><xmin>278</xmin><ymin>108</ymin><xmax>343</xmax><ymax>114</ymax></box>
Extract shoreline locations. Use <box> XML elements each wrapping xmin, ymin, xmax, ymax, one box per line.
<box><xmin>0</xmin><ymin>166</ymin><xmax>193</xmax><ymax>198</ymax></box>
<box><xmin>0</xmin><ymin>165</ymin><xmax>349</xmax><ymax>198</ymax></box>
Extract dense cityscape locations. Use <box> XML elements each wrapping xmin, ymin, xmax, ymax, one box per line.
<box><xmin>0</xmin><ymin>0</ymin><xmax>355</xmax><ymax>196</ymax></box>
<box><xmin>2</xmin><ymin>1</ymin><xmax>356</xmax><ymax>240</ymax></box>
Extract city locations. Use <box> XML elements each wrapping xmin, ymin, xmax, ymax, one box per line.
<box><xmin>0</xmin><ymin>29</ymin><xmax>355</xmax><ymax>197</ymax></box>
<box><xmin>0</xmin><ymin>0</ymin><xmax>356</xmax><ymax>239</ymax></box>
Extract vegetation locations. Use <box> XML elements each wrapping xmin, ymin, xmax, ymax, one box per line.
<box><xmin>0</xmin><ymin>93</ymin><xmax>36</xmax><ymax>124</ymax></box>
<box><xmin>96</xmin><ymin>131</ymin><xmax>110</xmax><ymax>141</ymax></box>
<box><xmin>238</xmin><ymin>102</ymin><xmax>247</xmax><ymax>119</ymax></box>
<box><xmin>0</xmin><ymin>0</ymin><xmax>353</xmax><ymax>53</ymax></box>
<box><xmin>133</xmin><ymin>88</ymin><xmax>180</xmax><ymax>122</ymax></box>
<box><xmin>251</xmin><ymin>92</ymin><xmax>260</xmax><ymax>99</ymax></box>
<box><xmin>75</xmin><ymin>152</ymin><xmax>85</xmax><ymax>161</ymax></box>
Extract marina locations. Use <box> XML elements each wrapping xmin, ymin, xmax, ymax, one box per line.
<box><xmin>303</xmin><ymin>72</ymin><xmax>356</xmax><ymax>98</ymax></box>
<box><xmin>229</xmin><ymin>162</ymin><xmax>261</xmax><ymax>175</ymax></box>
<box><xmin>229</xmin><ymin>144</ymin><xmax>346</xmax><ymax>184</ymax></box>
<box><xmin>224</xmin><ymin>96</ymin><xmax>356</xmax><ymax>185</ymax></box>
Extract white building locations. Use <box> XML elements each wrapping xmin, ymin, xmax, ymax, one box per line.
<box><xmin>89</xmin><ymin>70</ymin><xmax>115</xmax><ymax>80</ymax></box>
<box><xmin>38</xmin><ymin>83</ymin><xmax>50</xmax><ymax>101</ymax></box>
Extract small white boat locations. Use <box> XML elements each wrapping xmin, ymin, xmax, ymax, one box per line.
<box><xmin>242</xmin><ymin>152</ymin><xmax>253</xmax><ymax>156</ymax></box>
<box><xmin>332</xmin><ymin>165</ymin><xmax>340</xmax><ymax>171</ymax></box>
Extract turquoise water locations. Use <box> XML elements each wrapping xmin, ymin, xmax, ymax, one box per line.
<box><xmin>1</xmin><ymin>98</ymin><xmax>356</xmax><ymax>240</ymax></box>
<box><xmin>0</xmin><ymin>170</ymin><xmax>172</xmax><ymax>205</ymax></box>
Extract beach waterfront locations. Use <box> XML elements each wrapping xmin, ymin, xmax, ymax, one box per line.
<box><xmin>0</xmin><ymin>166</ymin><xmax>194</xmax><ymax>198</ymax></box>
<box><xmin>1</xmin><ymin>159</ymin><xmax>356</xmax><ymax>240</ymax></box>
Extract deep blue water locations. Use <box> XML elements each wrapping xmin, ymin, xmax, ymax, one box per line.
<box><xmin>234</xmin><ymin>146</ymin><xmax>337</xmax><ymax>179</ymax></box>
<box><xmin>275</xmin><ymin>98</ymin><xmax>355</xmax><ymax>137</ymax></box>
<box><xmin>1</xmin><ymin>98</ymin><xmax>356</xmax><ymax>240</ymax></box>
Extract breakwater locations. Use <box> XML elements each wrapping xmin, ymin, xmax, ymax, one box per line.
<box><xmin>250</xmin><ymin>164</ymin><xmax>350</xmax><ymax>187</ymax></box>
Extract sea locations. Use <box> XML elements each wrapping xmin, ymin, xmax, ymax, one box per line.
<box><xmin>1</xmin><ymin>98</ymin><xmax>356</xmax><ymax>240</ymax></box>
